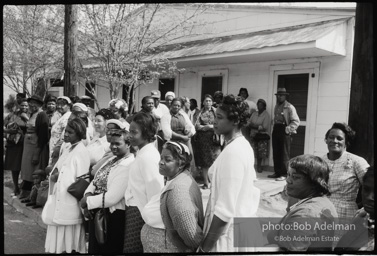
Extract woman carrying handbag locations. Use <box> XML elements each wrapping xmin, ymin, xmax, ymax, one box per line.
<box><xmin>80</xmin><ymin>128</ymin><xmax>135</xmax><ymax>254</ymax></box>
<box><xmin>44</xmin><ymin>117</ymin><xmax>90</xmax><ymax>254</ymax></box>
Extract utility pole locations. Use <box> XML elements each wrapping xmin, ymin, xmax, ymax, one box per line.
<box><xmin>63</xmin><ymin>5</ymin><xmax>78</xmax><ymax>97</ymax></box>
<box><xmin>347</xmin><ymin>3</ymin><xmax>374</xmax><ymax>166</ymax></box>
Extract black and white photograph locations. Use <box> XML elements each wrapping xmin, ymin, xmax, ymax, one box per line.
<box><xmin>3</xmin><ymin>2</ymin><xmax>374</xmax><ymax>254</ymax></box>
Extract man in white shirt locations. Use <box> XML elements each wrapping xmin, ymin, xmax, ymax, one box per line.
<box><xmin>151</xmin><ymin>90</ymin><xmax>170</xmax><ymax>153</ymax></box>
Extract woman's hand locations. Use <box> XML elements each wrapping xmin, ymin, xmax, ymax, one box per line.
<box><xmin>20</xmin><ymin>113</ymin><xmax>29</xmax><ymax>121</ymax></box>
<box><xmin>80</xmin><ymin>193</ymin><xmax>93</xmax><ymax>209</ymax></box>
<box><xmin>83</xmin><ymin>207</ymin><xmax>93</xmax><ymax>220</ymax></box>
<box><xmin>51</xmin><ymin>146</ymin><xmax>61</xmax><ymax>159</ymax></box>
<box><xmin>50</xmin><ymin>169</ymin><xmax>59</xmax><ymax>182</ymax></box>
<box><xmin>202</xmin><ymin>124</ymin><xmax>213</xmax><ymax>131</ymax></box>
<box><xmin>80</xmin><ymin>196</ymin><xmax>88</xmax><ymax>209</ymax></box>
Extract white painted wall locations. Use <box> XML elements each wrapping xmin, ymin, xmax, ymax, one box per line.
<box><xmin>137</xmin><ymin>19</ymin><xmax>354</xmax><ymax>166</ymax></box>
<box><xmin>95</xmin><ymin>8</ymin><xmax>355</xmax><ymax>167</ymax></box>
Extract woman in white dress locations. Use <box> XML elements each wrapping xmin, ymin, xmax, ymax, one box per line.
<box><xmin>44</xmin><ymin>117</ymin><xmax>90</xmax><ymax>253</ymax></box>
<box><xmin>197</xmin><ymin>94</ymin><xmax>262</xmax><ymax>252</ymax></box>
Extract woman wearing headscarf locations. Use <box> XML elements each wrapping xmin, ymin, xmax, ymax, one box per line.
<box><xmin>4</xmin><ymin>98</ymin><xmax>29</xmax><ymax>196</ymax></box>
<box><xmin>44</xmin><ymin>117</ymin><xmax>90</xmax><ymax>254</ymax></box>
<box><xmin>266</xmin><ymin>154</ymin><xmax>338</xmax><ymax>251</ymax></box>
<box><xmin>81</xmin><ymin>129</ymin><xmax>135</xmax><ymax>254</ymax></box>
<box><xmin>49</xmin><ymin>96</ymin><xmax>72</xmax><ymax>164</ymax></box>
<box><xmin>191</xmin><ymin>94</ymin><xmax>221</xmax><ymax>189</ymax></box>
<box><xmin>164</xmin><ymin>91</ymin><xmax>175</xmax><ymax>109</ymax></box>
<box><xmin>86</xmin><ymin>109</ymin><xmax>115</xmax><ymax>168</ymax></box>
<box><xmin>108</xmin><ymin>98</ymin><xmax>130</xmax><ymax>130</ymax></box>
<box><xmin>198</xmin><ymin>94</ymin><xmax>261</xmax><ymax>252</ymax></box>
<box><xmin>246</xmin><ymin>99</ymin><xmax>271</xmax><ymax>173</ymax></box>
<box><xmin>19</xmin><ymin>95</ymin><xmax>49</xmax><ymax>200</ymax></box>
<box><xmin>71</xmin><ymin>102</ymin><xmax>95</xmax><ymax>145</ymax></box>
<box><xmin>141</xmin><ymin>141</ymin><xmax>204</xmax><ymax>252</ymax></box>
<box><xmin>90</xmin><ymin>119</ymin><xmax>128</xmax><ymax>178</ymax></box>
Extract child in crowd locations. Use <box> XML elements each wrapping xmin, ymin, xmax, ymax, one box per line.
<box><xmin>22</xmin><ymin>169</ymin><xmax>47</xmax><ymax>208</ymax></box>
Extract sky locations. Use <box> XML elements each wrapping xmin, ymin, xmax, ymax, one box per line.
<box><xmin>228</xmin><ymin>2</ymin><xmax>356</xmax><ymax>8</ymax></box>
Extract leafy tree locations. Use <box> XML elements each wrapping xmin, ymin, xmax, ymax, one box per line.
<box><xmin>3</xmin><ymin>5</ymin><xmax>65</xmax><ymax>97</ymax></box>
<box><xmin>78</xmin><ymin>4</ymin><xmax>210</xmax><ymax>113</ymax></box>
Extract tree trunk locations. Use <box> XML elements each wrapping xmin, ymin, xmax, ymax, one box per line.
<box><xmin>63</xmin><ymin>5</ymin><xmax>78</xmax><ymax>97</ymax></box>
<box><xmin>22</xmin><ymin>6</ymin><xmax>28</xmax><ymax>94</ymax></box>
<box><xmin>348</xmin><ymin>3</ymin><xmax>374</xmax><ymax>166</ymax></box>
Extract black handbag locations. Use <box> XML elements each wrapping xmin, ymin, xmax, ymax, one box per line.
<box><xmin>94</xmin><ymin>192</ymin><xmax>108</xmax><ymax>245</ymax></box>
<box><xmin>67</xmin><ymin>173</ymin><xmax>90</xmax><ymax>200</ymax></box>
<box><xmin>254</xmin><ymin>132</ymin><xmax>270</xmax><ymax>141</ymax></box>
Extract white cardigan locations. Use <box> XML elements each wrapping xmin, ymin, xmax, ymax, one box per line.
<box><xmin>85</xmin><ymin>154</ymin><xmax>135</xmax><ymax>213</ymax></box>
<box><xmin>49</xmin><ymin>142</ymin><xmax>90</xmax><ymax>225</ymax></box>
<box><xmin>160</xmin><ymin>109</ymin><xmax>196</xmax><ymax>140</ymax></box>
<box><xmin>124</xmin><ymin>143</ymin><xmax>164</xmax><ymax>212</ymax></box>
<box><xmin>203</xmin><ymin>136</ymin><xmax>260</xmax><ymax>252</ymax></box>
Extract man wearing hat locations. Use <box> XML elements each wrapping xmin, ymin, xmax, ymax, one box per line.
<box><xmin>151</xmin><ymin>90</ymin><xmax>169</xmax><ymax>153</ymax></box>
<box><xmin>80</xmin><ymin>95</ymin><xmax>96</xmax><ymax>122</ymax></box>
<box><xmin>268</xmin><ymin>87</ymin><xmax>300</xmax><ymax>181</ymax></box>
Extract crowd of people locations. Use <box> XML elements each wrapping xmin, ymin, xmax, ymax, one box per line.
<box><xmin>3</xmin><ymin>87</ymin><xmax>374</xmax><ymax>253</ymax></box>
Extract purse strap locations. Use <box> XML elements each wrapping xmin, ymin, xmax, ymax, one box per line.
<box><xmin>77</xmin><ymin>172</ymin><xmax>90</xmax><ymax>180</ymax></box>
<box><xmin>102</xmin><ymin>192</ymin><xmax>106</xmax><ymax>209</ymax></box>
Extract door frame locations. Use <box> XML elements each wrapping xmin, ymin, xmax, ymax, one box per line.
<box><xmin>268</xmin><ymin>62</ymin><xmax>320</xmax><ymax>164</ymax></box>
<box><xmin>198</xmin><ymin>69</ymin><xmax>228</xmax><ymax>103</ymax></box>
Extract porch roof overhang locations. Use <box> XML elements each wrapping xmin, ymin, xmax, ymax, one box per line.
<box><xmin>143</xmin><ymin>18</ymin><xmax>350</xmax><ymax>67</ymax></box>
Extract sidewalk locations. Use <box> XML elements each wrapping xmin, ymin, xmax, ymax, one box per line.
<box><xmin>3</xmin><ymin>167</ymin><xmax>287</xmax><ymax>230</ymax></box>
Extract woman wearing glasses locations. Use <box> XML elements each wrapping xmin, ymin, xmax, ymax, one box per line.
<box><xmin>141</xmin><ymin>141</ymin><xmax>204</xmax><ymax>252</ymax></box>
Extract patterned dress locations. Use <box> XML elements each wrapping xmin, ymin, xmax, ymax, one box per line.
<box><xmin>323</xmin><ymin>151</ymin><xmax>369</xmax><ymax>245</ymax></box>
<box><xmin>191</xmin><ymin>108</ymin><xmax>221</xmax><ymax>168</ymax></box>
<box><xmin>323</xmin><ymin>151</ymin><xmax>369</xmax><ymax>219</ymax></box>
<box><xmin>247</xmin><ymin>110</ymin><xmax>270</xmax><ymax>159</ymax></box>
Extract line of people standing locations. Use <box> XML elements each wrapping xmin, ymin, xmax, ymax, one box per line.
<box><xmin>4</xmin><ymin>87</ymin><xmax>373</xmax><ymax>252</ymax></box>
